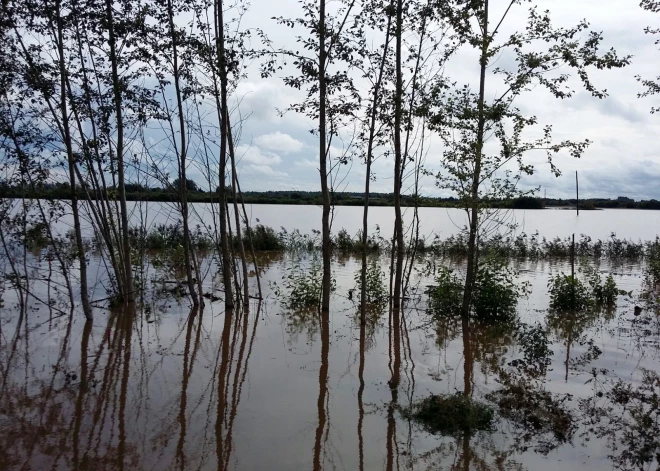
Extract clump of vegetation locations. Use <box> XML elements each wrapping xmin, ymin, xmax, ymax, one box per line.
<box><xmin>472</xmin><ymin>261</ymin><xmax>528</xmax><ymax>322</ymax></box>
<box><xmin>403</xmin><ymin>394</ymin><xmax>494</xmax><ymax>436</ymax></box>
<box><xmin>428</xmin><ymin>261</ymin><xmax>527</xmax><ymax>322</ymax></box>
<box><xmin>272</xmin><ymin>260</ymin><xmax>335</xmax><ymax>310</ymax></box>
<box><xmin>646</xmin><ymin>237</ymin><xmax>660</xmax><ymax>286</ymax></box>
<box><xmin>428</xmin><ymin>232</ymin><xmax>650</xmax><ymax>260</ymax></box>
<box><xmin>548</xmin><ymin>268</ymin><xmax>618</xmax><ymax>311</ymax></box>
<box><xmin>130</xmin><ymin>222</ymin><xmax>213</xmax><ymax>251</ymax></box>
<box><xmin>428</xmin><ymin>267</ymin><xmax>463</xmax><ymax>316</ymax></box>
<box><xmin>243</xmin><ymin>224</ymin><xmax>284</xmax><ymax>251</ymax></box>
<box><xmin>353</xmin><ymin>260</ymin><xmax>387</xmax><ymax>305</ymax></box>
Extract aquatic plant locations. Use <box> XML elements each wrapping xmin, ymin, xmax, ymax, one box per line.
<box><xmin>403</xmin><ymin>394</ymin><xmax>494</xmax><ymax>436</ymax></box>
<box><xmin>272</xmin><ymin>260</ymin><xmax>335</xmax><ymax>310</ymax></box>
<box><xmin>549</xmin><ymin>268</ymin><xmax>618</xmax><ymax>312</ymax></box>
<box><xmin>428</xmin><ymin>261</ymin><xmax>527</xmax><ymax>322</ymax></box>
<box><xmin>353</xmin><ymin>259</ymin><xmax>387</xmax><ymax>305</ymax></box>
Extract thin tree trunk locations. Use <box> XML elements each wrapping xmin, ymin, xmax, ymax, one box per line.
<box><xmin>461</xmin><ymin>0</ymin><xmax>489</xmax><ymax>319</ymax></box>
<box><xmin>319</xmin><ymin>0</ymin><xmax>331</xmax><ymax>313</ymax></box>
<box><xmin>392</xmin><ymin>0</ymin><xmax>405</xmax><ymax>310</ymax></box>
<box><xmin>167</xmin><ymin>0</ymin><xmax>200</xmax><ymax>308</ymax></box>
<box><xmin>105</xmin><ymin>0</ymin><xmax>133</xmax><ymax>305</ymax></box>
<box><xmin>55</xmin><ymin>0</ymin><xmax>92</xmax><ymax>320</ymax></box>
<box><xmin>227</xmin><ymin>114</ymin><xmax>250</xmax><ymax>307</ymax></box>
<box><xmin>361</xmin><ymin>8</ymin><xmax>392</xmax><ymax>324</ymax></box>
<box><xmin>215</xmin><ymin>0</ymin><xmax>234</xmax><ymax>309</ymax></box>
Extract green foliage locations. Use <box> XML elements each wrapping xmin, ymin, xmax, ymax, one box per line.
<box><xmin>472</xmin><ymin>261</ymin><xmax>527</xmax><ymax>322</ymax></box>
<box><xmin>646</xmin><ymin>237</ymin><xmax>660</xmax><ymax>286</ymax></box>
<box><xmin>548</xmin><ymin>274</ymin><xmax>592</xmax><ymax>311</ymax></box>
<box><xmin>428</xmin><ymin>267</ymin><xmax>463</xmax><ymax>316</ymax></box>
<box><xmin>243</xmin><ymin>224</ymin><xmax>284</xmax><ymax>251</ymax></box>
<box><xmin>549</xmin><ymin>268</ymin><xmax>618</xmax><ymax>311</ymax></box>
<box><xmin>510</xmin><ymin>323</ymin><xmax>552</xmax><ymax>378</ymax></box>
<box><xmin>272</xmin><ymin>260</ymin><xmax>335</xmax><ymax>310</ymax></box>
<box><xmin>428</xmin><ymin>262</ymin><xmax>527</xmax><ymax>322</ymax></box>
<box><xmin>403</xmin><ymin>394</ymin><xmax>494</xmax><ymax>436</ymax></box>
<box><xmin>353</xmin><ymin>260</ymin><xmax>387</xmax><ymax>305</ymax></box>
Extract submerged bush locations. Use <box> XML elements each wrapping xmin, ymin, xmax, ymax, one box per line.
<box><xmin>549</xmin><ymin>268</ymin><xmax>618</xmax><ymax>311</ymax></box>
<box><xmin>243</xmin><ymin>224</ymin><xmax>284</xmax><ymax>251</ymax></box>
<box><xmin>403</xmin><ymin>394</ymin><xmax>494</xmax><ymax>436</ymax></box>
<box><xmin>646</xmin><ymin>237</ymin><xmax>660</xmax><ymax>286</ymax></box>
<box><xmin>272</xmin><ymin>260</ymin><xmax>335</xmax><ymax>310</ymax></box>
<box><xmin>353</xmin><ymin>260</ymin><xmax>387</xmax><ymax>305</ymax></box>
<box><xmin>472</xmin><ymin>262</ymin><xmax>527</xmax><ymax>321</ymax></box>
<box><xmin>428</xmin><ymin>261</ymin><xmax>527</xmax><ymax>322</ymax></box>
<box><xmin>428</xmin><ymin>267</ymin><xmax>463</xmax><ymax>316</ymax></box>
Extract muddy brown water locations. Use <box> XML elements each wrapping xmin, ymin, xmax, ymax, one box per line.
<box><xmin>0</xmin><ymin>248</ymin><xmax>658</xmax><ymax>471</ymax></box>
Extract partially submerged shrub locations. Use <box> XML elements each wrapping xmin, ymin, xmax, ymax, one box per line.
<box><xmin>243</xmin><ymin>224</ymin><xmax>284</xmax><ymax>251</ymax></box>
<box><xmin>472</xmin><ymin>261</ymin><xmax>527</xmax><ymax>322</ymax></box>
<box><xmin>549</xmin><ymin>268</ymin><xmax>618</xmax><ymax>311</ymax></box>
<box><xmin>487</xmin><ymin>379</ymin><xmax>575</xmax><ymax>454</ymax></box>
<box><xmin>428</xmin><ymin>261</ymin><xmax>527</xmax><ymax>322</ymax></box>
<box><xmin>548</xmin><ymin>275</ymin><xmax>592</xmax><ymax>311</ymax></box>
<box><xmin>403</xmin><ymin>393</ymin><xmax>494</xmax><ymax>436</ymax></box>
<box><xmin>353</xmin><ymin>259</ymin><xmax>387</xmax><ymax>305</ymax></box>
<box><xmin>510</xmin><ymin>323</ymin><xmax>552</xmax><ymax>378</ymax></box>
<box><xmin>272</xmin><ymin>260</ymin><xmax>335</xmax><ymax>310</ymax></box>
<box><xmin>428</xmin><ymin>267</ymin><xmax>463</xmax><ymax>316</ymax></box>
<box><xmin>646</xmin><ymin>237</ymin><xmax>660</xmax><ymax>286</ymax></box>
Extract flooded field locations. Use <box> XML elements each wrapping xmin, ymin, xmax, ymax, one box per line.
<box><xmin>1</xmin><ymin>244</ymin><xmax>659</xmax><ymax>471</ymax></box>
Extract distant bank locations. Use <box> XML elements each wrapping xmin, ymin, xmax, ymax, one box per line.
<box><xmin>2</xmin><ymin>186</ymin><xmax>659</xmax><ymax>210</ymax></box>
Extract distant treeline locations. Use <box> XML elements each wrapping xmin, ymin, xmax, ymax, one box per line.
<box><xmin>2</xmin><ymin>183</ymin><xmax>659</xmax><ymax>210</ymax></box>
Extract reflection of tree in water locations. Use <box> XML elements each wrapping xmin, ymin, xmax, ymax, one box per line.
<box><xmin>547</xmin><ymin>306</ymin><xmax>609</xmax><ymax>381</ymax></box>
<box><xmin>284</xmin><ymin>307</ymin><xmax>322</xmax><ymax>344</ymax></box>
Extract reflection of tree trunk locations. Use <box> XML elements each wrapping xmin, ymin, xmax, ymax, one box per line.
<box><xmin>72</xmin><ymin>320</ymin><xmax>92</xmax><ymax>469</ymax></box>
<box><xmin>565</xmin><ymin>320</ymin><xmax>573</xmax><ymax>382</ymax></box>
<box><xmin>462</xmin><ymin>316</ymin><xmax>473</xmax><ymax>397</ymax></box>
<box><xmin>461</xmin><ymin>432</ymin><xmax>471</xmax><ymax>471</ymax></box>
<box><xmin>216</xmin><ymin>308</ymin><xmax>233</xmax><ymax>470</ymax></box>
<box><xmin>117</xmin><ymin>305</ymin><xmax>134</xmax><ymax>471</ymax></box>
<box><xmin>176</xmin><ymin>308</ymin><xmax>199</xmax><ymax>470</ymax></box>
<box><xmin>313</xmin><ymin>309</ymin><xmax>330</xmax><ymax>470</ymax></box>
<box><xmin>358</xmin><ymin>309</ymin><xmax>366</xmax><ymax>471</ymax></box>
<box><xmin>387</xmin><ymin>305</ymin><xmax>401</xmax><ymax>471</ymax></box>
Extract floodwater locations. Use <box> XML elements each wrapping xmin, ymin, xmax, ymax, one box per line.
<box><xmin>1</xmin><ymin>203</ymin><xmax>660</xmax><ymax>470</ymax></box>
<box><xmin>44</xmin><ymin>201</ymin><xmax>660</xmax><ymax>241</ymax></box>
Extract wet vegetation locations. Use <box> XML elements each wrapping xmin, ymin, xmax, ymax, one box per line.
<box><xmin>1</xmin><ymin>0</ymin><xmax>659</xmax><ymax>468</ymax></box>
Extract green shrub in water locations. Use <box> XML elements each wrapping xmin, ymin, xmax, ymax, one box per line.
<box><xmin>243</xmin><ymin>224</ymin><xmax>284</xmax><ymax>251</ymax></box>
<box><xmin>428</xmin><ymin>261</ymin><xmax>527</xmax><ymax>322</ymax></box>
<box><xmin>403</xmin><ymin>393</ymin><xmax>494</xmax><ymax>436</ymax></box>
<box><xmin>272</xmin><ymin>260</ymin><xmax>335</xmax><ymax>310</ymax></box>
<box><xmin>428</xmin><ymin>267</ymin><xmax>463</xmax><ymax>316</ymax></box>
<box><xmin>647</xmin><ymin>238</ymin><xmax>660</xmax><ymax>286</ymax></box>
<box><xmin>353</xmin><ymin>260</ymin><xmax>388</xmax><ymax>305</ymax></box>
<box><xmin>549</xmin><ymin>267</ymin><xmax>618</xmax><ymax>311</ymax></box>
<box><xmin>472</xmin><ymin>261</ymin><xmax>527</xmax><ymax>322</ymax></box>
<box><xmin>548</xmin><ymin>274</ymin><xmax>592</xmax><ymax>311</ymax></box>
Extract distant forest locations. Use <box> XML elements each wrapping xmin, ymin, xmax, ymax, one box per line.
<box><xmin>3</xmin><ymin>182</ymin><xmax>659</xmax><ymax>210</ymax></box>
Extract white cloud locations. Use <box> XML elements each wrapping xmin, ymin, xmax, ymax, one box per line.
<box><xmin>245</xmin><ymin>164</ymin><xmax>288</xmax><ymax>178</ymax></box>
<box><xmin>254</xmin><ymin>132</ymin><xmax>304</xmax><ymax>154</ymax></box>
<box><xmin>235</xmin><ymin>145</ymin><xmax>282</xmax><ymax>166</ymax></box>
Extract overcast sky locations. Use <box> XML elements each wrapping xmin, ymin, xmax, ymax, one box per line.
<box><xmin>187</xmin><ymin>0</ymin><xmax>660</xmax><ymax>200</ymax></box>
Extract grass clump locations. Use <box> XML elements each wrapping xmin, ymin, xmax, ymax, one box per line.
<box><xmin>403</xmin><ymin>393</ymin><xmax>494</xmax><ymax>436</ymax></box>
